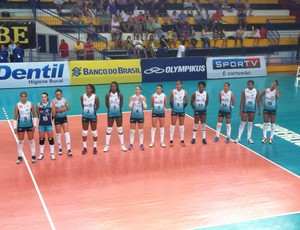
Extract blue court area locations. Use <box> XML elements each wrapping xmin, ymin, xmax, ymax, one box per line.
<box><xmin>1</xmin><ymin>73</ymin><xmax>300</xmax><ymax>229</ymax></box>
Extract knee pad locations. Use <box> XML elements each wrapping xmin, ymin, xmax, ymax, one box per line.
<box><xmin>39</xmin><ymin>138</ymin><xmax>45</xmax><ymax>145</ymax></box>
<box><xmin>92</xmin><ymin>130</ymin><xmax>98</xmax><ymax>137</ymax></box>
<box><xmin>48</xmin><ymin>138</ymin><xmax>54</xmax><ymax>145</ymax></box>
<box><xmin>106</xmin><ymin>127</ymin><xmax>113</xmax><ymax>135</ymax></box>
<box><xmin>82</xmin><ymin>130</ymin><xmax>88</xmax><ymax>137</ymax></box>
<box><xmin>117</xmin><ymin>127</ymin><xmax>123</xmax><ymax>135</ymax></box>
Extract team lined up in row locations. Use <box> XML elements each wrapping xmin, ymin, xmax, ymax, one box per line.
<box><xmin>14</xmin><ymin>80</ymin><xmax>279</xmax><ymax>164</ymax></box>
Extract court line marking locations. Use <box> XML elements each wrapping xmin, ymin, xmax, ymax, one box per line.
<box><xmin>4</xmin><ymin>113</ymin><xmax>56</xmax><ymax>230</ymax></box>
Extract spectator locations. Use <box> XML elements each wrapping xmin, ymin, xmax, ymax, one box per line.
<box><xmin>87</xmin><ymin>23</ymin><xmax>97</xmax><ymax>41</ymax></box>
<box><xmin>235</xmin><ymin>0</ymin><xmax>241</xmax><ymax>9</ymax></box>
<box><xmin>235</xmin><ymin>25</ymin><xmax>244</xmax><ymax>47</ymax></box>
<box><xmin>74</xmin><ymin>39</ymin><xmax>85</xmax><ymax>60</ymax></box>
<box><xmin>111</xmin><ymin>15</ymin><xmax>120</xmax><ymax>41</ymax></box>
<box><xmin>0</xmin><ymin>45</ymin><xmax>8</xmax><ymax>63</ymax></box>
<box><xmin>183</xmin><ymin>0</ymin><xmax>193</xmax><ymax>16</ymax></box>
<box><xmin>219</xmin><ymin>28</ymin><xmax>228</xmax><ymax>47</ymax></box>
<box><xmin>252</xmin><ymin>28</ymin><xmax>261</xmax><ymax>46</ymax></box>
<box><xmin>84</xmin><ymin>38</ymin><xmax>94</xmax><ymax>60</ymax></box>
<box><xmin>210</xmin><ymin>9</ymin><xmax>222</xmax><ymax>31</ymax></box>
<box><xmin>124</xmin><ymin>35</ymin><xmax>134</xmax><ymax>52</ymax></box>
<box><xmin>54</xmin><ymin>0</ymin><xmax>63</xmax><ymax>16</ymax></box>
<box><xmin>58</xmin><ymin>39</ymin><xmax>69</xmax><ymax>59</ymax></box>
<box><xmin>132</xmin><ymin>18</ymin><xmax>144</xmax><ymax>40</ymax></box>
<box><xmin>121</xmin><ymin>10</ymin><xmax>132</xmax><ymax>32</ymax></box>
<box><xmin>260</xmin><ymin>25</ymin><xmax>267</xmax><ymax>39</ymax></box>
<box><xmin>244</xmin><ymin>0</ymin><xmax>253</xmax><ymax>16</ymax></box>
<box><xmin>13</xmin><ymin>42</ymin><xmax>24</xmax><ymax>62</ymax></box>
<box><xmin>189</xmin><ymin>26</ymin><xmax>198</xmax><ymax>48</ymax></box>
<box><xmin>158</xmin><ymin>3</ymin><xmax>169</xmax><ymax>24</ymax></box>
<box><xmin>212</xmin><ymin>28</ymin><xmax>219</xmax><ymax>48</ymax></box>
<box><xmin>178</xmin><ymin>24</ymin><xmax>190</xmax><ymax>41</ymax></box>
<box><xmin>170</xmin><ymin>11</ymin><xmax>180</xmax><ymax>25</ymax></box>
<box><xmin>167</xmin><ymin>28</ymin><xmax>177</xmax><ymax>48</ymax></box>
<box><xmin>194</xmin><ymin>10</ymin><xmax>205</xmax><ymax>28</ymax></box>
<box><xmin>145</xmin><ymin>18</ymin><xmax>156</xmax><ymax>40</ymax></box>
<box><xmin>202</xmin><ymin>8</ymin><xmax>210</xmax><ymax>29</ymax></box>
<box><xmin>71</xmin><ymin>3</ymin><xmax>82</xmax><ymax>20</ymax></box>
<box><xmin>84</xmin><ymin>2</ymin><xmax>95</xmax><ymax>24</ymax></box>
<box><xmin>201</xmin><ymin>28</ymin><xmax>210</xmax><ymax>48</ymax></box>
<box><xmin>148</xmin><ymin>34</ymin><xmax>157</xmax><ymax>58</ymax></box>
<box><xmin>178</xmin><ymin>10</ymin><xmax>188</xmax><ymax>22</ymax></box>
<box><xmin>100</xmin><ymin>9</ymin><xmax>111</xmax><ymax>32</ymax></box>
<box><xmin>212</xmin><ymin>0</ymin><xmax>220</xmax><ymax>9</ymax></box>
<box><xmin>109</xmin><ymin>2</ymin><xmax>118</xmax><ymax>15</ymax></box>
<box><xmin>160</xmin><ymin>35</ymin><xmax>170</xmax><ymax>56</ymax></box>
<box><xmin>177</xmin><ymin>40</ymin><xmax>186</xmax><ymax>58</ymax></box>
<box><xmin>221</xmin><ymin>0</ymin><xmax>232</xmax><ymax>12</ymax></box>
<box><xmin>133</xmin><ymin>34</ymin><xmax>147</xmax><ymax>58</ymax></box>
<box><xmin>237</xmin><ymin>8</ymin><xmax>247</xmax><ymax>28</ymax></box>
<box><xmin>136</xmin><ymin>11</ymin><xmax>146</xmax><ymax>32</ymax></box>
<box><xmin>8</xmin><ymin>39</ymin><xmax>16</xmax><ymax>62</ymax></box>
<box><xmin>153</xmin><ymin>17</ymin><xmax>164</xmax><ymax>39</ymax></box>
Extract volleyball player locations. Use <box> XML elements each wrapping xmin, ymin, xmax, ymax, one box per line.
<box><xmin>190</xmin><ymin>81</ymin><xmax>209</xmax><ymax>145</ymax></box>
<box><xmin>52</xmin><ymin>89</ymin><xmax>72</xmax><ymax>156</ymax></box>
<box><xmin>14</xmin><ymin>92</ymin><xmax>37</xmax><ymax>164</ymax></box>
<box><xmin>81</xmin><ymin>84</ymin><xmax>99</xmax><ymax>154</ymax></box>
<box><xmin>169</xmin><ymin>80</ymin><xmax>189</xmax><ymax>147</ymax></box>
<box><xmin>103</xmin><ymin>82</ymin><xmax>127</xmax><ymax>152</ymax></box>
<box><xmin>128</xmin><ymin>86</ymin><xmax>147</xmax><ymax>151</ymax></box>
<box><xmin>260</xmin><ymin>80</ymin><xmax>280</xmax><ymax>144</ymax></box>
<box><xmin>234</xmin><ymin>80</ymin><xmax>261</xmax><ymax>144</ymax></box>
<box><xmin>149</xmin><ymin>84</ymin><xmax>167</xmax><ymax>148</ymax></box>
<box><xmin>213</xmin><ymin>82</ymin><xmax>235</xmax><ymax>143</ymax></box>
<box><xmin>36</xmin><ymin>92</ymin><xmax>56</xmax><ymax>160</ymax></box>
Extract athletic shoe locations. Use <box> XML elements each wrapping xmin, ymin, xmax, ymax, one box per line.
<box><xmin>169</xmin><ymin>140</ymin><xmax>174</xmax><ymax>147</ymax></box>
<box><xmin>93</xmin><ymin>147</ymin><xmax>98</xmax><ymax>154</ymax></box>
<box><xmin>234</xmin><ymin>138</ymin><xmax>240</xmax><ymax>143</ymax></box>
<box><xmin>161</xmin><ymin>142</ymin><xmax>166</xmax><ymax>148</ymax></box>
<box><xmin>140</xmin><ymin>144</ymin><xmax>145</xmax><ymax>151</ymax></box>
<box><xmin>261</xmin><ymin>137</ymin><xmax>267</xmax><ymax>144</ymax></box>
<box><xmin>181</xmin><ymin>140</ymin><xmax>185</xmax><ymax>147</ymax></box>
<box><xmin>103</xmin><ymin>145</ymin><xmax>109</xmax><ymax>152</ymax></box>
<box><xmin>50</xmin><ymin>154</ymin><xmax>56</xmax><ymax>160</ymax></box>
<box><xmin>16</xmin><ymin>157</ymin><xmax>22</xmax><ymax>164</ymax></box>
<box><xmin>38</xmin><ymin>154</ymin><xmax>44</xmax><ymax>160</ymax></box>
<box><xmin>58</xmin><ymin>149</ymin><xmax>63</xmax><ymax>155</ymax></box>
<box><xmin>67</xmin><ymin>149</ymin><xmax>72</xmax><ymax>156</ymax></box>
<box><xmin>202</xmin><ymin>139</ymin><xmax>207</xmax><ymax>145</ymax></box>
<box><xmin>269</xmin><ymin>138</ymin><xmax>273</xmax><ymax>144</ymax></box>
<box><xmin>191</xmin><ymin>138</ymin><xmax>196</xmax><ymax>144</ymax></box>
<box><xmin>82</xmin><ymin>147</ymin><xmax>87</xmax><ymax>155</ymax></box>
<box><xmin>121</xmin><ymin>145</ymin><xmax>127</xmax><ymax>152</ymax></box>
<box><xmin>213</xmin><ymin>137</ymin><xmax>219</xmax><ymax>142</ymax></box>
<box><xmin>128</xmin><ymin>144</ymin><xmax>133</xmax><ymax>150</ymax></box>
<box><xmin>149</xmin><ymin>142</ymin><xmax>154</xmax><ymax>148</ymax></box>
<box><xmin>247</xmin><ymin>138</ymin><xmax>254</xmax><ymax>144</ymax></box>
<box><xmin>225</xmin><ymin>137</ymin><xmax>230</xmax><ymax>143</ymax></box>
<box><xmin>32</xmin><ymin>156</ymin><xmax>36</xmax><ymax>163</ymax></box>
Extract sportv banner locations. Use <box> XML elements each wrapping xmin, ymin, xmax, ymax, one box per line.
<box><xmin>141</xmin><ymin>57</ymin><xmax>207</xmax><ymax>82</ymax></box>
<box><xmin>69</xmin><ymin>59</ymin><xmax>142</xmax><ymax>85</ymax></box>
<box><xmin>0</xmin><ymin>61</ymin><xmax>70</xmax><ymax>89</ymax></box>
<box><xmin>206</xmin><ymin>56</ymin><xmax>267</xmax><ymax>79</ymax></box>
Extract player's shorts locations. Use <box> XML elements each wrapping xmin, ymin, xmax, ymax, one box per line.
<box><xmin>152</xmin><ymin>113</ymin><xmax>165</xmax><ymax>118</ymax></box>
<box><xmin>38</xmin><ymin>125</ymin><xmax>53</xmax><ymax>132</ymax></box>
<box><xmin>218</xmin><ymin>110</ymin><xmax>231</xmax><ymax>118</ymax></box>
<box><xmin>54</xmin><ymin>116</ymin><xmax>68</xmax><ymax>125</ymax></box>
<box><xmin>242</xmin><ymin>110</ymin><xmax>255</xmax><ymax>114</ymax></box>
<box><xmin>82</xmin><ymin>117</ymin><xmax>97</xmax><ymax>123</ymax></box>
<box><xmin>130</xmin><ymin>117</ymin><xmax>144</xmax><ymax>123</ymax></box>
<box><xmin>263</xmin><ymin>109</ymin><xmax>276</xmax><ymax>115</ymax></box>
<box><xmin>17</xmin><ymin>126</ymin><xmax>33</xmax><ymax>132</ymax></box>
<box><xmin>171</xmin><ymin>111</ymin><xmax>185</xmax><ymax>117</ymax></box>
<box><xmin>108</xmin><ymin>114</ymin><xmax>122</xmax><ymax>119</ymax></box>
<box><xmin>194</xmin><ymin>110</ymin><xmax>207</xmax><ymax>116</ymax></box>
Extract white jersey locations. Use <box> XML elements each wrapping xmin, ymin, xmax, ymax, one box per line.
<box><xmin>52</xmin><ymin>97</ymin><xmax>67</xmax><ymax>118</ymax></box>
<box><xmin>243</xmin><ymin>88</ymin><xmax>257</xmax><ymax>112</ymax></box>
<box><xmin>220</xmin><ymin>90</ymin><xmax>232</xmax><ymax>112</ymax></box>
<box><xmin>172</xmin><ymin>89</ymin><xmax>186</xmax><ymax>113</ymax></box>
<box><xmin>194</xmin><ymin>90</ymin><xmax>207</xmax><ymax>111</ymax></box>
<box><xmin>82</xmin><ymin>93</ymin><xmax>97</xmax><ymax>119</ymax></box>
<box><xmin>108</xmin><ymin>92</ymin><xmax>122</xmax><ymax>117</ymax></box>
<box><xmin>264</xmin><ymin>88</ymin><xmax>277</xmax><ymax>110</ymax></box>
<box><xmin>130</xmin><ymin>94</ymin><xmax>145</xmax><ymax>119</ymax></box>
<box><xmin>17</xmin><ymin>101</ymin><xmax>33</xmax><ymax>128</ymax></box>
<box><xmin>152</xmin><ymin>93</ymin><xmax>165</xmax><ymax>115</ymax></box>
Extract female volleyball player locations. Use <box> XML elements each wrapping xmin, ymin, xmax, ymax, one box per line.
<box><xmin>128</xmin><ymin>86</ymin><xmax>147</xmax><ymax>151</ymax></box>
<box><xmin>213</xmin><ymin>82</ymin><xmax>235</xmax><ymax>143</ymax></box>
<box><xmin>103</xmin><ymin>82</ymin><xmax>127</xmax><ymax>152</ymax></box>
<box><xmin>169</xmin><ymin>80</ymin><xmax>189</xmax><ymax>147</ymax></box>
<box><xmin>260</xmin><ymin>80</ymin><xmax>280</xmax><ymax>144</ymax></box>
<box><xmin>234</xmin><ymin>80</ymin><xmax>261</xmax><ymax>144</ymax></box>
<box><xmin>36</xmin><ymin>92</ymin><xmax>56</xmax><ymax>160</ymax></box>
<box><xmin>14</xmin><ymin>92</ymin><xmax>37</xmax><ymax>164</ymax></box>
<box><xmin>52</xmin><ymin>89</ymin><xmax>72</xmax><ymax>156</ymax></box>
<box><xmin>149</xmin><ymin>84</ymin><xmax>167</xmax><ymax>148</ymax></box>
<box><xmin>190</xmin><ymin>81</ymin><xmax>209</xmax><ymax>145</ymax></box>
<box><xmin>81</xmin><ymin>84</ymin><xmax>99</xmax><ymax>154</ymax></box>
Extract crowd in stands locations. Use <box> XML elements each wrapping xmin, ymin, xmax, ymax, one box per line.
<box><xmin>0</xmin><ymin>40</ymin><xmax>25</xmax><ymax>63</ymax></box>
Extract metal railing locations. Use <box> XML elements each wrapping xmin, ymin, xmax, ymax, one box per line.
<box><xmin>266</xmin><ymin>19</ymin><xmax>281</xmax><ymax>55</ymax></box>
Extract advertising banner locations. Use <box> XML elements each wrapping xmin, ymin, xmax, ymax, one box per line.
<box><xmin>69</xmin><ymin>60</ymin><xmax>142</xmax><ymax>85</ymax></box>
<box><xmin>206</xmin><ymin>56</ymin><xmax>267</xmax><ymax>79</ymax></box>
<box><xmin>141</xmin><ymin>57</ymin><xmax>207</xmax><ymax>82</ymax></box>
<box><xmin>0</xmin><ymin>61</ymin><xmax>70</xmax><ymax>89</ymax></box>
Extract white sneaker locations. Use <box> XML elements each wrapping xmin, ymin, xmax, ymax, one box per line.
<box><xmin>161</xmin><ymin>142</ymin><xmax>166</xmax><ymax>148</ymax></box>
<box><xmin>121</xmin><ymin>145</ymin><xmax>127</xmax><ymax>152</ymax></box>
<box><xmin>247</xmin><ymin>138</ymin><xmax>254</xmax><ymax>144</ymax></box>
<box><xmin>234</xmin><ymin>138</ymin><xmax>240</xmax><ymax>143</ymax></box>
<box><xmin>50</xmin><ymin>154</ymin><xmax>56</xmax><ymax>160</ymax></box>
<box><xmin>38</xmin><ymin>154</ymin><xmax>44</xmax><ymax>160</ymax></box>
<box><xmin>149</xmin><ymin>142</ymin><xmax>154</xmax><ymax>148</ymax></box>
<box><xmin>103</xmin><ymin>145</ymin><xmax>109</xmax><ymax>152</ymax></box>
<box><xmin>58</xmin><ymin>149</ymin><xmax>63</xmax><ymax>155</ymax></box>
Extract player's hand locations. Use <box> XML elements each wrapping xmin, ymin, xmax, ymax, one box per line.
<box><xmin>14</xmin><ymin>129</ymin><xmax>17</xmax><ymax>135</ymax></box>
<box><xmin>139</xmin><ymin>97</ymin><xmax>144</xmax><ymax>102</ymax></box>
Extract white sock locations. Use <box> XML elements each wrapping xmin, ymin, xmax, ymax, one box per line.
<box><xmin>39</xmin><ymin>139</ymin><xmax>45</xmax><ymax>154</ymax></box>
<box><xmin>50</xmin><ymin>144</ymin><xmax>54</xmax><ymax>154</ymax></box>
<box><xmin>263</xmin><ymin>123</ymin><xmax>268</xmax><ymax>138</ymax></box>
<box><xmin>216</xmin><ymin>122</ymin><xmax>222</xmax><ymax>138</ymax></box>
<box><xmin>117</xmin><ymin>127</ymin><xmax>124</xmax><ymax>145</ymax></box>
<box><xmin>151</xmin><ymin>127</ymin><xmax>156</xmax><ymax>143</ymax></box>
<box><xmin>93</xmin><ymin>141</ymin><xmax>97</xmax><ymax>148</ymax></box>
<box><xmin>56</xmin><ymin>133</ymin><xmax>62</xmax><ymax>150</ymax></box>
<box><xmin>18</xmin><ymin>140</ymin><xmax>24</xmax><ymax>157</ymax></box>
<box><xmin>192</xmin><ymin>123</ymin><xmax>199</xmax><ymax>139</ymax></box>
<box><xmin>270</xmin><ymin>123</ymin><xmax>275</xmax><ymax>138</ymax></box>
<box><xmin>29</xmin><ymin>140</ymin><xmax>35</xmax><ymax>156</ymax></box>
<box><xmin>105</xmin><ymin>127</ymin><xmax>113</xmax><ymax>146</ymax></box>
<box><xmin>170</xmin><ymin>125</ymin><xmax>175</xmax><ymax>140</ymax></box>
<box><xmin>130</xmin><ymin>129</ymin><xmax>135</xmax><ymax>145</ymax></box>
<box><xmin>226</xmin><ymin>124</ymin><xmax>231</xmax><ymax>138</ymax></box>
<box><xmin>160</xmin><ymin>127</ymin><xmax>165</xmax><ymax>143</ymax></box>
<box><xmin>83</xmin><ymin>141</ymin><xmax>87</xmax><ymax>148</ymax></box>
<box><xmin>247</xmin><ymin>122</ymin><xmax>253</xmax><ymax>139</ymax></box>
<box><xmin>138</xmin><ymin>129</ymin><xmax>144</xmax><ymax>145</ymax></box>
<box><xmin>238</xmin><ymin>121</ymin><xmax>246</xmax><ymax>139</ymax></box>
<box><xmin>201</xmin><ymin>123</ymin><xmax>206</xmax><ymax>139</ymax></box>
<box><xmin>65</xmin><ymin>132</ymin><xmax>71</xmax><ymax>150</ymax></box>
<box><xmin>179</xmin><ymin>125</ymin><xmax>184</xmax><ymax>141</ymax></box>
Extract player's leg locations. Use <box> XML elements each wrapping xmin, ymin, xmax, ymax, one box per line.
<box><xmin>149</xmin><ymin>117</ymin><xmax>158</xmax><ymax>147</ymax></box>
<box><xmin>159</xmin><ymin>117</ymin><xmax>166</xmax><ymax>148</ymax></box>
<box><xmin>116</xmin><ymin>116</ymin><xmax>126</xmax><ymax>151</ymax></box>
<box><xmin>91</xmin><ymin>121</ymin><xmax>98</xmax><ymax>154</ymax></box>
<box><xmin>16</xmin><ymin>131</ymin><xmax>25</xmax><ymax>164</ymax></box>
<box><xmin>235</xmin><ymin>112</ymin><xmax>247</xmax><ymax>143</ymax></box>
<box><xmin>82</xmin><ymin>121</ymin><xmax>89</xmax><ymax>154</ymax></box>
<box><xmin>200</xmin><ymin>114</ymin><xmax>207</xmax><ymax>144</ymax></box>
<box><xmin>62</xmin><ymin>121</ymin><xmax>71</xmax><ymax>155</ymax></box>
<box><xmin>47</xmin><ymin>130</ymin><xmax>55</xmax><ymax>160</ymax></box>
<box><xmin>104</xmin><ymin>117</ymin><xmax>114</xmax><ymax>152</ymax></box>
<box><xmin>214</xmin><ymin>113</ymin><xmax>224</xmax><ymax>142</ymax></box>
<box><xmin>247</xmin><ymin>112</ymin><xmax>255</xmax><ymax>144</ymax></box>
<box><xmin>170</xmin><ymin>114</ymin><xmax>177</xmax><ymax>146</ymax></box>
<box><xmin>138</xmin><ymin>121</ymin><xmax>145</xmax><ymax>150</ymax></box>
<box><xmin>55</xmin><ymin>122</ymin><xmax>63</xmax><ymax>155</ymax></box>
<box><xmin>262</xmin><ymin>112</ymin><xmax>269</xmax><ymax>143</ymax></box>
<box><xmin>38</xmin><ymin>130</ymin><xmax>46</xmax><ymax>160</ymax></box>
<box><xmin>191</xmin><ymin>114</ymin><xmax>200</xmax><ymax>144</ymax></box>
<box><xmin>225</xmin><ymin>116</ymin><xmax>231</xmax><ymax>143</ymax></box>
<box><xmin>129</xmin><ymin>121</ymin><xmax>136</xmax><ymax>150</ymax></box>
<box><xmin>269</xmin><ymin>113</ymin><xmax>276</xmax><ymax>144</ymax></box>
<box><xmin>179</xmin><ymin>114</ymin><xmax>185</xmax><ymax>146</ymax></box>
<box><xmin>27</xmin><ymin>130</ymin><xmax>36</xmax><ymax>163</ymax></box>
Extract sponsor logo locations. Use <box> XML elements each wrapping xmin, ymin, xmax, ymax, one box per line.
<box><xmin>73</xmin><ymin>67</ymin><xmax>141</xmax><ymax>77</ymax></box>
<box><xmin>72</xmin><ymin>67</ymin><xmax>81</xmax><ymax>77</ymax></box>
<box><xmin>213</xmin><ymin>58</ymin><xmax>261</xmax><ymax>70</ymax></box>
<box><xmin>144</xmin><ymin>65</ymin><xmax>206</xmax><ymax>75</ymax></box>
<box><xmin>144</xmin><ymin>67</ymin><xmax>165</xmax><ymax>74</ymax></box>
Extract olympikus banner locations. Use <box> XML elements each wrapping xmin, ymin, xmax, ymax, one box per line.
<box><xmin>0</xmin><ymin>21</ymin><xmax>36</xmax><ymax>48</ymax></box>
<box><xmin>206</xmin><ymin>56</ymin><xmax>267</xmax><ymax>79</ymax></box>
<box><xmin>141</xmin><ymin>57</ymin><xmax>207</xmax><ymax>82</ymax></box>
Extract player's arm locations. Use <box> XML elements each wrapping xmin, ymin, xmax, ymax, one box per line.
<box><xmin>184</xmin><ymin>91</ymin><xmax>188</xmax><ymax>108</ymax></box>
<box><xmin>30</xmin><ymin>102</ymin><xmax>37</xmax><ymax>129</ymax></box>
<box><xmin>256</xmin><ymin>89</ymin><xmax>261</xmax><ymax>115</ymax></box>
<box><xmin>105</xmin><ymin>93</ymin><xmax>109</xmax><ymax>109</ymax></box>
<box><xmin>128</xmin><ymin>96</ymin><xmax>134</xmax><ymax>108</ymax></box>
<box><xmin>36</xmin><ymin>103</ymin><xmax>40</xmax><ymax>118</ymax></box>
<box><xmin>169</xmin><ymin>91</ymin><xmax>174</xmax><ymax>109</ymax></box>
<box><xmin>239</xmin><ymin>90</ymin><xmax>245</xmax><ymax>115</ymax></box>
<box><xmin>164</xmin><ymin>94</ymin><xmax>167</xmax><ymax>108</ymax></box>
<box><xmin>190</xmin><ymin>93</ymin><xmax>195</xmax><ymax>109</ymax></box>
<box><xmin>13</xmin><ymin>105</ymin><xmax>18</xmax><ymax>133</ymax></box>
<box><xmin>80</xmin><ymin>95</ymin><xmax>84</xmax><ymax>109</ymax></box>
<box><xmin>218</xmin><ymin>92</ymin><xmax>221</xmax><ymax>104</ymax></box>
<box><xmin>50</xmin><ymin>101</ymin><xmax>56</xmax><ymax>118</ymax></box>
<box><xmin>206</xmin><ymin>93</ymin><xmax>209</xmax><ymax>107</ymax></box>
<box><xmin>95</xmin><ymin>96</ymin><xmax>100</xmax><ymax>111</ymax></box>
<box><xmin>259</xmin><ymin>89</ymin><xmax>266</xmax><ymax>104</ymax></box>
<box><xmin>150</xmin><ymin>95</ymin><xmax>154</xmax><ymax>109</ymax></box>
<box><xmin>141</xmin><ymin>96</ymin><xmax>147</xmax><ymax>109</ymax></box>
<box><xmin>64</xmin><ymin>98</ymin><xmax>70</xmax><ymax>111</ymax></box>
<box><xmin>276</xmin><ymin>89</ymin><xmax>280</xmax><ymax>99</ymax></box>
<box><xmin>231</xmin><ymin>93</ymin><xmax>236</xmax><ymax>108</ymax></box>
<box><xmin>119</xmin><ymin>94</ymin><xmax>123</xmax><ymax>109</ymax></box>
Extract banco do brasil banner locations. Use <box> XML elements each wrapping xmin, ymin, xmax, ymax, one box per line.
<box><xmin>206</xmin><ymin>56</ymin><xmax>267</xmax><ymax>79</ymax></box>
<box><xmin>141</xmin><ymin>57</ymin><xmax>207</xmax><ymax>82</ymax></box>
<box><xmin>0</xmin><ymin>21</ymin><xmax>36</xmax><ymax>49</ymax></box>
<box><xmin>69</xmin><ymin>60</ymin><xmax>142</xmax><ymax>85</ymax></box>
<box><xmin>0</xmin><ymin>61</ymin><xmax>70</xmax><ymax>89</ymax></box>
